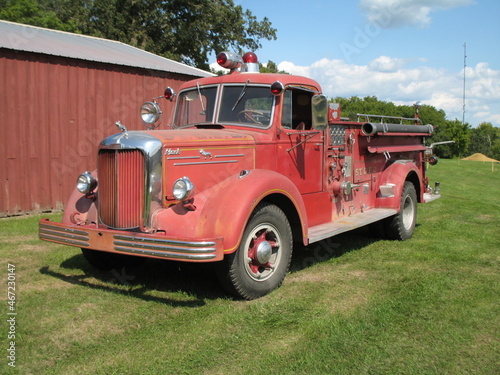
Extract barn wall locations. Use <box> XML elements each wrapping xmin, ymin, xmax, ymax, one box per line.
<box><xmin>0</xmin><ymin>49</ymin><xmax>193</xmax><ymax>216</ymax></box>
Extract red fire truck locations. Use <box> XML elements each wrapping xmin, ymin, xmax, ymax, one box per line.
<box><xmin>39</xmin><ymin>52</ymin><xmax>444</xmax><ymax>299</ymax></box>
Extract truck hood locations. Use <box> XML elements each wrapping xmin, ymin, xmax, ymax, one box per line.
<box><xmin>145</xmin><ymin>128</ymin><xmax>264</xmax><ymax>147</ymax></box>
<box><xmin>99</xmin><ymin>128</ymin><xmax>268</xmax><ymax>200</ymax></box>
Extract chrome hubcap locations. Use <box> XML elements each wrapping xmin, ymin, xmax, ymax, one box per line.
<box><xmin>402</xmin><ymin>196</ymin><xmax>415</xmax><ymax>230</ymax></box>
<box><xmin>256</xmin><ymin>241</ymin><xmax>272</xmax><ymax>264</ymax></box>
<box><xmin>243</xmin><ymin>224</ymin><xmax>282</xmax><ymax>281</ymax></box>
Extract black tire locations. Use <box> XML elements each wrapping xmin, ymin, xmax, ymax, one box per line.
<box><xmin>81</xmin><ymin>248</ymin><xmax>145</xmax><ymax>271</ymax></box>
<box><xmin>386</xmin><ymin>182</ymin><xmax>417</xmax><ymax>241</ymax></box>
<box><xmin>216</xmin><ymin>203</ymin><xmax>293</xmax><ymax>300</ymax></box>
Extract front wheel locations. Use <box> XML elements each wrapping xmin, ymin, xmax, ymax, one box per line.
<box><xmin>216</xmin><ymin>203</ymin><xmax>293</xmax><ymax>300</ymax></box>
<box><xmin>386</xmin><ymin>182</ymin><xmax>417</xmax><ymax>241</ymax></box>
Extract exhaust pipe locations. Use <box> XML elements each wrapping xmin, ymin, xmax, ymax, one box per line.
<box><xmin>362</xmin><ymin>122</ymin><xmax>434</xmax><ymax>136</ymax></box>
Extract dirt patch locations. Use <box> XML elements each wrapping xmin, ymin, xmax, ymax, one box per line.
<box><xmin>461</xmin><ymin>153</ymin><xmax>499</xmax><ymax>162</ymax></box>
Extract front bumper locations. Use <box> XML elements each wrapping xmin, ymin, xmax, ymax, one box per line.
<box><xmin>39</xmin><ymin>219</ymin><xmax>224</xmax><ymax>262</ymax></box>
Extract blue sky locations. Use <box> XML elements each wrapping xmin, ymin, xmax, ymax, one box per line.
<box><xmin>220</xmin><ymin>0</ymin><xmax>500</xmax><ymax>127</ymax></box>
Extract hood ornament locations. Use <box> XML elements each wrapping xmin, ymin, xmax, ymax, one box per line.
<box><xmin>115</xmin><ymin>121</ymin><xmax>128</xmax><ymax>138</ymax></box>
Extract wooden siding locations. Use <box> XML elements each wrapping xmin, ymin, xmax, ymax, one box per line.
<box><xmin>0</xmin><ymin>49</ymin><xmax>192</xmax><ymax>216</ymax></box>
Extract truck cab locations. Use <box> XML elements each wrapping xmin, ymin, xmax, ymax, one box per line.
<box><xmin>39</xmin><ymin>52</ymin><xmax>442</xmax><ymax>299</ymax></box>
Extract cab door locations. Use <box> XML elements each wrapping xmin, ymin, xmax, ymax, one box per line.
<box><xmin>276</xmin><ymin>89</ymin><xmax>324</xmax><ymax>194</ymax></box>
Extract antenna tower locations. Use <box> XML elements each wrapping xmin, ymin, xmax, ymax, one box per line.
<box><xmin>462</xmin><ymin>42</ymin><xmax>466</xmax><ymax>125</ymax></box>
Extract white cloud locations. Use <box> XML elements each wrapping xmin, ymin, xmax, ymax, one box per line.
<box><xmin>277</xmin><ymin>57</ymin><xmax>500</xmax><ymax>127</ymax></box>
<box><xmin>368</xmin><ymin>56</ymin><xmax>408</xmax><ymax>72</ymax></box>
<box><xmin>358</xmin><ymin>0</ymin><xmax>475</xmax><ymax>28</ymax></box>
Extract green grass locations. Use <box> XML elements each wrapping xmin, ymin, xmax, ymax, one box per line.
<box><xmin>0</xmin><ymin>159</ymin><xmax>498</xmax><ymax>374</ymax></box>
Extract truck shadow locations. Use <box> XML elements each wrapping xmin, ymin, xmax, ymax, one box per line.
<box><xmin>40</xmin><ymin>225</ymin><xmax>403</xmax><ymax>303</ymax></box>
<box><xmin>40</xmin><ymin>255</ymin><xmax>226</xmax><ymax>307</ymax></box>
<box><xmin>290</xmin><ymin>226</ymin><xmax>386</xmax><ymax>272</ymax></box>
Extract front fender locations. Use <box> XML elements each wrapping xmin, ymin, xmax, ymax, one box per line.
<box><xmin>376</xmin><ymin>161</ymin><xmax>422</xmax><ymax>210</ymax></box>
<box><xmin>154</xmin><ymin>169</ymin><xmax>308</xmax><ymax>254</ymax></box>
<box><xmin>61</xmin><ymin>170</ymin><xmax>98</xmax><ymax>226</ymax></box>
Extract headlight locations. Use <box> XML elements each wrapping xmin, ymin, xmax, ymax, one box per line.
<box><xmin>76</xmin><ymin>171</ymin><xmax>97</xmax><ymax>194</ymax></box>
<box><xmin>140</xmin><ymin>101</ymin><xmax>162</xmax><ymax>128</ymax></box>
<box><xmin>172</xmin><ymin>177</ymin><xmax>194</xmax><ymax>201</ymax></box>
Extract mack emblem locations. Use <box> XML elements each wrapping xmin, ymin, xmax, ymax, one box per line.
<box><xmin>164</xmin><ymin>148</ymin><xmax>180</xmax><ymax>155</ymax></box>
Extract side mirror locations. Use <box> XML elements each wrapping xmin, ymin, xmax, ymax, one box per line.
<box><xmin>312</xmin><ymin>94</ymin><xmax>328</xmax><ymax>130</ymax></box>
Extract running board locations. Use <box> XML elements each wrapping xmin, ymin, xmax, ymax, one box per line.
<box><xmin>307</xmin><ymin>208</ymin><xmax>397</xmax><ymax>244</ymax></box>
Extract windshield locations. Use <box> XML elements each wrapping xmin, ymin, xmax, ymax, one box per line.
<box><xmin>218</xmin><ymin>85</ymin><xmax>274</xmax><ymax>127</ymax></box>
<box><xmin>174</xmin><ymin>84</ymin><xmax>274</xmax><ymax>128</ymax></box>
<box><xmin>173</xmin><ymin>86</ymin><xmax>217</xmax><ymax>127</ymax></box>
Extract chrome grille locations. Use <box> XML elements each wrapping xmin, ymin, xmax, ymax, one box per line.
<box><xmin>98</xmin><ymin>149</ymin><xmax>145</xmax><ymax>229</ymax></box>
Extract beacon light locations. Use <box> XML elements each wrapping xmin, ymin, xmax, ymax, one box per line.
<box><xmin>242</xmin><ymin>52</ymin><xmax>258</xmax><ymax>64</ymax></box>
<box><xmin>242</xmin><ymin>52</ymin><xmax>259</xmax><ymax>73</ymax></box>
<box><xmin>216</xmin><ymin>52</ymin><xmax>242</xmax><ymax>71</ymax></box>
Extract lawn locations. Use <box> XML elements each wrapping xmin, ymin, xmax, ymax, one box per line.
<box><xmin>0</xmin><ymin>159</ymin><xmax>498</xmax><ymax>374</ymax></box>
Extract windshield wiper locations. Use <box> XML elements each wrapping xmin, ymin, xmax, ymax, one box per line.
<box><xmin>231</xmin><ymin>80</ymin><xmax>250</xmax><ymax>111</ymax></box>
<box><xmin>196</xmin><ymin>82</ymin><xmax>206</xmax><ymax>114</ymax></box>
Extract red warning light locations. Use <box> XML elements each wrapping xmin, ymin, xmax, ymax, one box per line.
<box><xmin>242</xmin><ymin>52</ymin><xmax>258</xmax><ymax>64</ymax></box>
<box><xmin>270</xmin><ymin>81</ymin><xmax>284</xmax><ymax>96</ymax></box>
<box><xmin>164</xmin><ymin>87</ymin><xmax>175</xmax><ymax>100</ymax></box>
<box><xmin>216</xmin><ymin>52</ymin><xmax>228</xmax><ymax>66</ymax></box>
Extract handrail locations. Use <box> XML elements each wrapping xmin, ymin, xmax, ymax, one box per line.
<box><xmin>356</xmin><ymin>113</ymin><xmax>421</xmax><ymax>124</ymax></box>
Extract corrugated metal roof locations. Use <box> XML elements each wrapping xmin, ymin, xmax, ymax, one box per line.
<box><xmin>0</xmin><ymin>20</ymin><xmax>213</xmax><ymax>78</ymax></box>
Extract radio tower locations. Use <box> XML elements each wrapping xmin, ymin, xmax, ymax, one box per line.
<box><xmin>462</xmin><ymin>42</ymin><xmax>466</xmax><ymax>125</ymax></box>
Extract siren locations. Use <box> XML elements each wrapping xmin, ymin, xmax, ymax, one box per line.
<box><xmin>217</xmin><ymin>52</ymin><xmax>242</xmax><ymax>71</ymax></box>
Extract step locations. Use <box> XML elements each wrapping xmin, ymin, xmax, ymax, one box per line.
<box><xmin>308</xmin><ymin>208</ymin><xmax>397</xmax><ymax>244</ymax></box>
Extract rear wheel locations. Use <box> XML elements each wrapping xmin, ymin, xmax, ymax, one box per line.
<box><xmin>386</xmin><ymin>182</ymin><xmax>417</xmax><ymax>240</ymax></box>
<box><xmin>216</xmin><ymin>203</ymin><xmax>293</xmax><ymax>300</ymax></box>
<box><xmin>81</xmin><ymin>248</ymin><xmax>145</xmax><ymax>271</ymax></box>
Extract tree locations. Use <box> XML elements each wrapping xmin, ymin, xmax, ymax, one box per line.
<box><xmin>430</xmin><ymin>120</ymin><xmax>470</xmax><ymax>159</ymax></box>
<box><xmin>468</xmin><ymin>122</ymin><xmax>500</xmax><ymax>160</ymax></box>
<box><xmin>331</xmin><ymin>96</ymin><xmax>417</xmax><ymax>122</ymax></box>
<box><xmin>0</xmin><ymin>0</ymin><xmax>277</xmax><ymax>70</ymax></box>
<box><xmin>259</xmin><ymin>60</ymin><xmax>288</xmax><ymax>74</ymax></box>
<box><xmin>0</xmin><ymin>0</ymin><xmax>79</xmax><ymax>31</ymax></box>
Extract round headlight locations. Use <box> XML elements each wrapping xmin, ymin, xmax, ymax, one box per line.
<box><xmin>76</xmin><ymin>171</ymin><xmax>97</xmax><ymax>194</ymax></box>
<box><xmin>172</xmin><ymin>177</ymin><xmax>194</xmax><ymax>201</ymax></box>
<box><xmin>140</xmin><ymin>101</ymin><xmax>162</xmax><ymax>128</ymax></box>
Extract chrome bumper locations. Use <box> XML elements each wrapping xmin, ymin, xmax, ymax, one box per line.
<box><xmin>423</xmin><ymin>192</ymin><xmax>441</xmax><ymax>203</ymax></box>
<box><xmin>39</xmin><ymin>219</ymin><xmax>223</xmax><ymax>262</ymax></box>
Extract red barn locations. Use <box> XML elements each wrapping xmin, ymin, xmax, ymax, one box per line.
<box><xmin>0</xmin><ymin>20</ymin><xmax>212</xmax><ymax>217</ymax></box>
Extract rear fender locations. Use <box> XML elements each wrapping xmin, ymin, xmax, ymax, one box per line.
<box><xmin>154</xmin><ymin>169</ymin><xmax>308</xmax><ymax>253</ymax></box>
